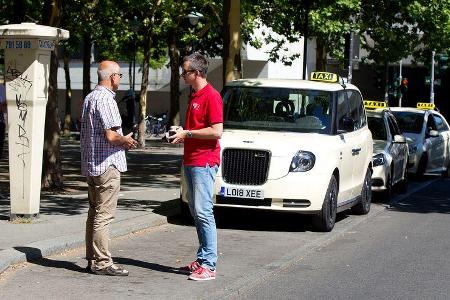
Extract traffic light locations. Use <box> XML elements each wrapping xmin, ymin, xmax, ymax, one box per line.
<box><xmin>438</xmin><ymin>54</ymin><xmax>449</xmax><ymax>73</ymax></box>
<box><xmin>400</xmin><ymin>78</ymin><xmax>408</xmax><ymax>94</ymax></box>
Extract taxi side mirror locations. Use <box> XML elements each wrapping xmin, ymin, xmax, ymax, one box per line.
<box><xmin>393</xmin><ymin>135</ymin><xmax>406</xmax><ymax>143</ymax></box>
<box><xmin>427</xmin><ymin>130</ymin><xmax>439</xmax><ymax>138</ymax></box>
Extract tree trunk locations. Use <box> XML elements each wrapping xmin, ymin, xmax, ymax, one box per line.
<box><xmin>63</xmin><ymin>50</ymin><xmax>72</xmax><ymax>136</ymax></box>
<box><xmin>82</xmin><ymin>34</ymin><xmax>92</xmax><ymax>99</ymax></box>
<box><xmin>168</xmin><ymin>28</ymin><xmax>180</xmax><ymax>127</ymax></box>
<box><xmin>138</xmin><ymin>35</ymin><xmax>152</xmax><ymax>148</ymax></box>
<box><xmin>42</xmin><ymin>0</ymin><xmax>63</xmax><ymax>189</ymax></box>
<box><xmin>315</xmin><ymin>41</ymin><xmax>326</xmax><ymax>72</ymax></box>
<box><xmin>223</xmin><ymin>0</ymin><xmax>242</xmax><ymax>85</ymax></box>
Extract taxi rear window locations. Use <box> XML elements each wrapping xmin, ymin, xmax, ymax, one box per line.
<box><xmin>222</xmin><ymin>86</ymin><xmax>333</xmax><ymax>134</ymax></box>
<box><xmin>391</xmin><ymin>111</ymin><xmax>423</xmax><ymax>134</ymax></box>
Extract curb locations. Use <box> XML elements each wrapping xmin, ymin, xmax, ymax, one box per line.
<box><xmin>0</xmin><ymin>211</ymin><xmax>174</xmax><ymax>275</ymax></box>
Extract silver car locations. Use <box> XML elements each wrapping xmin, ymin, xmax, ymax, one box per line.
<box><xmin>366</xmin><ymin>108</ymin><xmax>409</xmax><ymax>198</ymax></box>
<box><xmin>391</xmin><ymin>104</ymin><xmax>450</xmax><ymax>177</ymax></box>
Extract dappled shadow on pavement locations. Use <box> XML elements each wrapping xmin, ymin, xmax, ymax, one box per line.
<box><xmin>389</xmin><ymin>178</ymin><xmax>450</xmax><ymax>214</ymax></box>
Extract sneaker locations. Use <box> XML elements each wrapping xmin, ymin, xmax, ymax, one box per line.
<box><xmin>188</xmin><ymin>266</ymin><xmax>216</xmax><ymax>281</ymax></box>
<box><xmin>180</xmin><ymin>260</ymin><xmax>201</xmax><ymax>274</ymax></box>
<box><xmin>93</xmin><ymin>264</ymin><xmax>129</xmax><ymax>276</ymax></box>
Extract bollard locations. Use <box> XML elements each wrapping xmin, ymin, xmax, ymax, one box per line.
<box><xmin>0</xmin><ymin>23</ymin><xmax>69</xmax><ymax>221</ymax></box>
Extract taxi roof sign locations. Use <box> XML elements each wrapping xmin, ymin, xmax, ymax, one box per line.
<box><xmin>363</xmin><ymin>100</ymin><xmax>387</xmax><ymax>110</ymax></box>
<box><xmin>416</xmin><ymin>102</ymin><xmax>435</xmax><ymax>110</ymax></box>
<box><xmin>310</xmin><ymin>72</ymin><xmax>339</xmax><ymax>83</ymax></box>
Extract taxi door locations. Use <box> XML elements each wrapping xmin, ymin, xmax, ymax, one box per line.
<box><xmin>387</xmin><ymin>114</ymin><xmax>408</xmax><ymax>182</ymax></box>
<box><xmin>335</xmin><ymin>92</ymin><xmax>354</xmax><ymax>202</ymax></box>
<box><xmin>346</xmin><ymin>90</ymin><xmax>370</xmax><ymax>198</ymax></box>
<box><xmin>425</xmin><ymin>112</ymin><xmax>445</xmax><ymax>171</ymax></box>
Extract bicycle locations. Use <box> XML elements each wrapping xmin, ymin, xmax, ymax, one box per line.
<box><xmin>145</xmin><ymin>114</ymin><xmax>167</xmax><ymax>137</ymax></box>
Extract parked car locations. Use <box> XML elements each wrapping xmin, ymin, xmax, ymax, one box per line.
<box><xmin>180</xmin><ymin>72</ymin><xmax>374</xmax><ymax>232</ymax></box>
<box><xmin>364</xmin><ymin>101</ymin><xmax>409</xmax><ymax>198</ymax></box>
<box><xmin>391</xmin><ymin>103</ymin><xmax>450</xmax><ymax>177</ymax></box>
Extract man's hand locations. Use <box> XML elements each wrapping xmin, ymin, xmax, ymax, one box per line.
<box><xmin>122</xmin><ymin>132</ymin><xmax>138</xmax><ymax>149</ymax></box>
<box><xmin>170</xmin><ymin>128</ymin><xmax>186</xmax><ymax>144</ymax></box>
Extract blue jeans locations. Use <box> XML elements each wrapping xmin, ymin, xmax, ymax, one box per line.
<box><xmin>184</xmin><ymin>164</ymin><xmax>218</xmax><ymax>269</ymax></box>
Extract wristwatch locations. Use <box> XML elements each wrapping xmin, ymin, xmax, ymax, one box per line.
<box><xmin>186</xmin><ymin>131</ymin><xmax>193</xmax><ymax>138</ymax></box>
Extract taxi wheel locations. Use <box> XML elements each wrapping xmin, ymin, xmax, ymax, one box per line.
<box><xmin>382</xmin><ymin>175</ymin><xmax>392</xmax><ymax>200</ymax></box>
<box><xmin>417</xmin><ymin>154</ymin><xmax>428</xmax><ymax>178</ymax></box>
<box><xmin>312</xmin><ymin>175</ymin><xmax>338</xmax><ymax>232</ymax></box>
<box><xmin>398</xmin><ymin>170</ymin><xmax>409</xmax><ymax>194</ymax></box>
<box><xmin>352</xmin><ymin>168</ymin><xmax>372</xmax><ymax>215</ymax></box>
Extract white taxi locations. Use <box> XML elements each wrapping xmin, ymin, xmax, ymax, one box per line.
<box><xmin>391</xmin><ymin>103</ymin><xmax>450</xmax><ymax>177</ymax></box>
<box><xmin>180</xmin><ymin>72</ymin><xmax>374</xmax><ymax>232</ymax></box>
<box><xmin>365</xmin><ymin>101</ymin><xmax>409</xmax><ymax>198</ymax></box>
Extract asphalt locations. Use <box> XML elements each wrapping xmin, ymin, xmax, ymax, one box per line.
<box><xmin>0</xmin><ymin>135</ymin><xmax>184</xmax><ymax>274</ymax></box>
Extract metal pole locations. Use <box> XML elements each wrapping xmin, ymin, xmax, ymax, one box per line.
<box><xmin>132</xmin><ymin>40</ymin><xmax>136</xmax><ymax>125</ymax></box>
<box><xmin>430</xmin><ymin>50</ymin><xmax>435</xmax><ymax>104</ymax></box>
<box><xmin>398</xmin><ymin>60</ymin><xmax>403</xmax><ymax>107</ymax></box>
<box><xmin>347</xmin><ymin>32</ymin><xmax>353</xmax><ymax>84</ymax></box>
<box><xmin>302</xmin><ymin>1</ymin><xmax>309</xmax><ymax>80</ymax></box>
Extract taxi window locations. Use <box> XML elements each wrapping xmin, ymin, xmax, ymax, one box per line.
<box><xmin>222</xmin><ymin>86</ymin><xmax>332</xmax><ymax>134</ymax></box>
<box><xmin>426</xmin><ymin>113</ymin><xmax>437</xmax><ymax>131</ymax></box>
<box><xmin>346</xmin><ymin>90</ymin><xmax>366</xmax><ymax>130</ymax></box>
<box><xmin>391</xmin><ymin>111</ymin><xmax>423</xmax><ymax>134</ymax></box>
<box><xmin>433</xmin><ymin>114</ymin><xmax>449</xmax><ymax>132</ymax></box>
<box><xmin>367</xmin><ymin>116</ymin><xmax>387</xmax><ymax>140</ymax></box>
<box><xmin>387</xmin><ymin>115</ymin><xmax>401</xmax><ymax>136</ymax></box>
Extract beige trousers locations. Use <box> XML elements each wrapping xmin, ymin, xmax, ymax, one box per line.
<box><xmin>85</xmin><ymin>166</ymin><xmax>120</xmax><ymax>270</ymax></box>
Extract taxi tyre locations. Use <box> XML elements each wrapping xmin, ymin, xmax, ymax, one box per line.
<box><xmin>398</xmin><ymin>169</ymin><xmax>409</xmax><ymax>194</ymax></box>
<box><xmin>382</xmin><ymin>174</ymin><xmax>392</xmax><ymax>200</ymax></box>
<box><xmin>352</xmin><ymin>168</ymin><xmax>372</xmax><ymax>215</ymax></box>
<box><xmin>312</xmin><ymin>175</ymin><xmax>338</xmax><ymax>232</ymax></box>
<box><xmin>417</xmin><ymin>154</ymin><xmax>428</xmax><ymax>178</ymax></box>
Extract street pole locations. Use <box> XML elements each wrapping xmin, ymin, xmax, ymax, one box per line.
<box><xmin>347</xmin><ymin>32</ymin><xmax>353</xmax><ymax>84</ymax></box>
<box><xmin>132</xmin><ymin>40</ymin><xmax>136</xmax><ymax>125</ymax></box>
<box><xmin>398</xmin><ymin>60</ymin><xmax>403</xmax><ymax>107</ymax></box>
<box><xmin>302</xmin><ymin>0</ymin><xmax>309</xmax><ymax>80</ymax></box>
<box><xmin>431</xmin><ymin>50</ymin><xmax>435</xmax><ymax>104</ymax></box>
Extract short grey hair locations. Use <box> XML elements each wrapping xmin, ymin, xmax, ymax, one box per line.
<box><xmin>183</xmin><ymin>52</ymin><xmax>208</xmax><ymax>78</ymax></box>
<box><xmin>97</xmin><ymin>63</ymin><xmax>119</xmax><ymax>81</ymax></box>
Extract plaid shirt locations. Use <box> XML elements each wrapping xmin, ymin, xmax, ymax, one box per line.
<box><xmin>80</xmin><ymin>85</ymin><xmax>127</xmax><ymax>177</ymax></box>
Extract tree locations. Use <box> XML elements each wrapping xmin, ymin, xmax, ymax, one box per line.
<box><xmin>41</xmin><ymin>0</ymin><xmax>63</xmax><ymax>189</ymax></box>
<box><xmin>223</xmin><ymin>0</ymin><xmax>242</xmax><ymax>85</ymax></box>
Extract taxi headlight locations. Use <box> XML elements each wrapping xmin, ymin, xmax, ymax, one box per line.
<box><xmin>373</xmin><ymin>153</ymin><xmax>386</xmax><ymax>167</ymax></box>
<box><xmin>290</xmin><ymin>151</ymin><xmax>315</xmax><ymax>172</ymax></box>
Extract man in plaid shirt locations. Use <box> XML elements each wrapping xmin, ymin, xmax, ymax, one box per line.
<box><xmin>80</xmin><ymin>60</ymin><xmax>137</xmax><ymax>276</ymax></box>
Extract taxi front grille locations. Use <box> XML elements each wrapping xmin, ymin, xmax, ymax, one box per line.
<box><xmin>222</xmin><ymin>149</ymin><xmax>270</xmax><ymax>185</ymax></box>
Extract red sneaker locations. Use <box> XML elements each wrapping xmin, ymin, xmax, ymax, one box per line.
<box><xmin>180</xmin><ymin>260</ymin><xmax>201</xmax><ymax>274</ymax></box>
<box><xmin>188</xmin><ymin>266</ymin><xmax>216</xmax><ymax>281</ymax></box>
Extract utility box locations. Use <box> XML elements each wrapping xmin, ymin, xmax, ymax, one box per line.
<box><xmin>0</xmin><ymin>23</ymin><xmax>69</xmax><ymax>220</ymax></box>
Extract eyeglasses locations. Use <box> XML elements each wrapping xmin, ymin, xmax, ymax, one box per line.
<box><xmin>111</xmin><ymin>73</ymin><xmax>123</xmax><ymax>79</ymax></box>
<box><xmin>181</xmin><ymin>69</ymin><xmax>197</xmax><ymax>77</ymax></box>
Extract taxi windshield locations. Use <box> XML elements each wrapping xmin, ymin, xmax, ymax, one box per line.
<box><xmin>391</xmin><ymin>111</ymin><xmax>423</xmax><ymax>134</ymax></box>
<box><xmin>367</xmin><ymin>116</ymin><xmax>387</xmax><ymax>140</ymax></box>
<box><xmin>222</xmin><ymin>86</ymin><xmax>332</xmax><ymax>134</ymax></box>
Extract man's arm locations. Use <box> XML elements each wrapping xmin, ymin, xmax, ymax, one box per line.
<box><xmin>105</xmin><ymin>127</ymin><xmax>138</xmax><ymax>149</ymax></box>
<box><xmin>170</xmin><ymin>123</ymin><xmax>223</xmax><ymax>144</ymax></box>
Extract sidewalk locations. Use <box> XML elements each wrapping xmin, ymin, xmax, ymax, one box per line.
<box><xmin>0</xmin><ymin>136</ymin><xmax>183</xmax><ymax>274</ymax></box>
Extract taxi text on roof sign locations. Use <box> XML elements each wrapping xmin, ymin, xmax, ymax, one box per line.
<box><xmin>363</xmin><ymin>100</ymin><xmax>387</xmax><ymax>110</ymax></box>
<box><xmin>310</xmin><ymin>72</ymin><xmax>338</xmax><ymax>83</ymax></box>
<box><xmin>416</xmin><ymin>102</ymin><xmax>435</xmax><ymax>110</ymax></box>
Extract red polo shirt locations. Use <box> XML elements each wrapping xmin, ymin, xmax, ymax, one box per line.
<box><xmin>184</xmin><ymin>83</ymin><xmax>223</xmax><ymax>167</ymax></box>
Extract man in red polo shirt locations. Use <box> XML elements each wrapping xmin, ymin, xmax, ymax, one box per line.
<box><xmin>171</xmin><ymin>53</ymin><xmax>223</xmax><ymax>281</ymax></box>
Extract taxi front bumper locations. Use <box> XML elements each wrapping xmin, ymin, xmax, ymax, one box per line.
<box><xmin>371</xmin><ymin>165</ymin><xmax>388</xmax><ymax>191</ymax></box>
<box><xmin>211</xmin><ymin>171</ymin><xmax>332</xmax><ymax>212</ymax></box>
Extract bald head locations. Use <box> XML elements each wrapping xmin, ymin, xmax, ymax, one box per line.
<box><xmin>97</xmin><ymin>60</ymin><xmax>120</xmax><ymax>81</ymax></box>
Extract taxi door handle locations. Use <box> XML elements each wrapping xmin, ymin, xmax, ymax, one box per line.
<box><xmin>352</xmin><ymin>148</ymin><xmax>361</xmax><ymax>155</ymax></box>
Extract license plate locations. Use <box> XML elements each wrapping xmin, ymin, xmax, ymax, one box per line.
<box><xmin>219</xmin><ymin>187</ymin><xmax>264</xmax><ymax>199</ymax></box>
